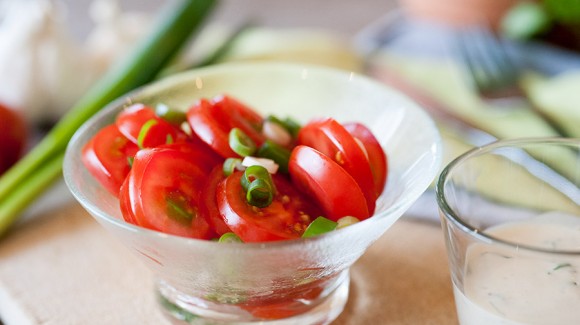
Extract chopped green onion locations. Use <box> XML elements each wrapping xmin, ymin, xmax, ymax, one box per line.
<box><xmin>246</xmin><ymin>178</ymin><xmax>274</xmax><ymax>208</ymax></box>
<box><xmin>156</xmin><ymin>103</ymin><xmax>187</xmax><ymax>125</ymax></box>
<box><xmin>223</xmin><ymin>158</ymin><xmax>242</xmax><ymax>176</ymax></box>
<box><xmin>241</xmin><ymin>165</ymin><xmax>275</xmax><ymax>207</ymax></box>
<box><xmin>165</xmin><ymin>134</ymin><xmax>174</xmax><ymax>145</ymax></box>
<box><xmin>336</xmin><ymin>216</ymin><xmax>360</xmax><ymax>229</ymax></box>
<box><xmin>218</xmin><ymin>232</ymin><xmax>243</xmax><ymax>243</ymax></box>
<box><xmin>302</xmin><ymin>216</ymin><xmax>337</xmax><ymax>238</ymax></box>
<box><xmin>229</xmin><ymin>128</ymin><xmax>256</xmax><ymax>157</ymax></box>
<box><xmin>266</xmin><ymin>115</ymin><xmax>302</xmax><ymax>138</ymax></box>
<box><xmin>257</xmin><ymin>140</ymin><xmax>291</xmax><ymax>173</ymax></box>
<box><xmin>137</xmin><ymin>119</ymin><xmax>159</xmax><ymax>148</ymax></box>
<box><xmin>127</xmin><ymin>156</ymin><xmax>134</xmax><ymax>168</ymax></box>
<box><xmin>166</xmin><ymin>194</ymin><xmax>194</xmax><ymax>225</ymax></box>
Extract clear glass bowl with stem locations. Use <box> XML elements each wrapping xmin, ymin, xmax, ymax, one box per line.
<box><xmin>63</xmin><ymin>62</ymin><xmax>441</xmax><ymax>325</ymax></box>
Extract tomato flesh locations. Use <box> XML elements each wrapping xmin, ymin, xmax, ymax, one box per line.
<box><xmin>217</xmin><ymin>171</ymin><xmax>322</xmax><ymax>242</ymax></box>
<box><xmin>343</xmin><ymin>122</ymin><xmax>388</xmax><ymax>196</ymax></box>
<box><xmin>126</xmin><ymin>147</ymin><xmax>214</xmax><ymax>239</ymax></box>
<box><xmin>82</xmin><ymin>124</ymin><xmax>139</xmax><ymax>196</ymax></box>
<box><xmin>288</xmin><ymin>145</ymin><xmax>369</xmax><ymax>221</ymax></box>
<box><xmin>298</xmin><ymin>118</ymin><xmax>376</xmax><ymax>214</ymax></box>
<box><xmin>200</xmin><ymin>166</ymin><xmax>232</xmax><ymax>236</ymax></box>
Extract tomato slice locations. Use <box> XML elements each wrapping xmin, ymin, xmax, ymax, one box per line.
<box><xmin>288</xmin><ymin>145</ymin><xmax>369</xmax><ymax>221</ymax></box>
<box><xmin>343</xmin><ymin>122</ymin><xmax>388</xmax><ymax>196</ymax></box>
<box><xmin>155</xmin><ymin>141</ymin><xmax>222</xmax><ymax>174</ymax></box>
<box><xmin>126</xmin><ymin>147</ymin><xmax>214</xmax><ymax>239</ymax></box>
<box><xmin>187</xmin><ymin>96</ymin><xmax>265</xmax><ymax>158</ymax></box>
<box><xmin>200</xmin><ymin>166</ymin><xmax>232</xmax><ymax>236</ymax></box>
<box><xmin>82</xmin><ymin>124</ymin><xmax>139</xmax><ymax>196</ymax></box>
<box><xmin>217</xmin><ymin>171</ymin><xmax>322</xmax><ymax>242</ymax></box>
<box><xmin>297</xmin><ymin>118</ymin><xmax>376</xmax><ymax>214</ymax></box>
<box><xmin>116</xmin><ymin>103</ymin><xmax>188</xmax><ymax>148</ymax></box>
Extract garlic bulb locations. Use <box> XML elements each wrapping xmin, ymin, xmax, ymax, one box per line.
<box><xmin>0</xmin><ymin>0</ymin><xmax>93</xmax><ymax>123</ymax></box>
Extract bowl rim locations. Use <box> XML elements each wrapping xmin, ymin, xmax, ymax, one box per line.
<box><xmin>436</xmin><ymin>136</ymin><xmax>580</xmax><ymax>255</ymax></box>
<box><xmin>64</xmin><ymin>61</ymin><xmax>442</xmax><ymax>249</ymax></box>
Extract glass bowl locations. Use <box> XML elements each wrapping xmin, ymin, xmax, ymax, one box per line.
<box><xmin>63</xmin><ymin>62</ymin><xmax>441</xmax><ymax>325</ymax></box>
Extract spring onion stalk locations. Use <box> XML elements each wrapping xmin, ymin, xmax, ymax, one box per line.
<box><xmin>336</xmin><ymin>216</ymin><xmax>360</xmax><ymax>229</ymax></box>
<box><xmin>0</xmin><ymin>0</ymin><xmax>218</xmax><ymax>236</ymax></box>
<box><xmin>229</xmin><ymin>128</ymin><xmax>257</xmax><ymax>157</ymax></box>
<box><xmin>218</xmin><ymin>232</ymin><xmax>243</xmax><ymax>243</ymax></box>
<box><xmin>246</xmin><ymin>178</ymin><xmax>274</xmax><ymax>208</ymax></box>
<box><xmin>137</xmin><ymin>119</ymin><xmax>159</xmax><ymax>148</ymax></box>
<box><xmin>155</xmin><ymin>103</ymin><xmax>187</xmax><ymax>125</ymax></box>
<box><xmin>223</xmin><ymin>158</ymin><xmax>242</xmax><ymax>176</ymax></box>
<box><xmin>302</xmin><ymin>216</ymin><xmax>337</xmax><ymax>238</ymax></box>
<box><xmin>266</xmin><ymin>115</ymin><xmax>302</xmax><ymax>138</ymax></box>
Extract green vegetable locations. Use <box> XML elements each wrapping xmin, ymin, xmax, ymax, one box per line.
<box><xmin>155</xmin><ymin>103</ymin><xmax>187</xmax><ymax>125</ymax></box>
<box><xmin>137</xmin><ymin>119</ymin><xmax>159</xmax><ymax>148</ymax></box>
<box><xmin>223</xmin><ymin>158</ymin><xmax>242</xmax><ymax>176</ymax></box>
<box><xmin>336</xmin><ymin>216</ymin><xmax>360</xmax><ymax>229</ymax></box>
<box><xmin>257</xmin><ymin>140</ymin><xmax>291</xmax><ymax>173</ymax></box>
<box><xmin>229</xmin><ymin>128</ymin><xmax>257</xmax><ymax>157</ymax></box>
<box><xmin>0</xmin><ymin>0</ymin><xmax>218</xmax><ymax>236</ymax></box>
<box><xmin>266</xmin><ymin>115</ymin><xmax>302</xmax><ymax>138</ymax></box>
<box><xmin>501</xmin><ymin>1</ymin><xmax>551</xmax><ymax>40</ymax></box>
<box><xmin>241</xmin><ymin>165</ymin><xmax>275</xmax><ymax>208</ymax></box>
<box><xmin>302</xmin><ymin>216</ymin><xmax>337</xmax><ymax>238</ymax></box>
<box><xmin>218</xmin><ymin>232</ymin><xmax>243</xmax><ymax>243</ymax></box>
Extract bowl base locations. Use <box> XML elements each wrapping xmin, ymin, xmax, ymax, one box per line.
<box><xmin>157</xmin><ymin>271</ymin><xmax>350</xmax><ymax>325</ymax></box>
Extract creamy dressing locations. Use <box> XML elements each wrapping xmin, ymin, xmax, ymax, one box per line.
<box><xmin>455</xmin><ymin>212</ymin><xmax>580</xmax><ymax>325</ymax></box>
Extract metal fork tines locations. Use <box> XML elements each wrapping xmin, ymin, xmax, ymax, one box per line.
<box><xmin>454</xmin><ymin>26</ymin><xmax>525</xmax><ymax>103</ymax></box>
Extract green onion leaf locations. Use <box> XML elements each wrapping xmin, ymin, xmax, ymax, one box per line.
<box><xmin>156</xmin><ymin>103</ymin><xmax>187</xmax><ymax>125</ymax></box>
<box><xmin>302</xmin><ymin>216</ymin><xmax>337</xmax><ymax>238</ymax></box>
<box><xmin>336</xmin><ymin>216</ymin><xmax>360</xmax><ymax>229</ymax></box>
<box><xmin>246</xmin><ymin>178</ymin><xmax>274</xmax><ymax>208</ymax></box>
<box><xmin>223</xmin><ymin>158</ymin><xmax>242</xmax><ymax>176</ymax></box>
<box><xmin>257</xmin><ymin>140</ymin><xmax>291</xmax><ymax>173</ymax></box>
<box><xmin>218</xmin><ymin>232</ymin><xmax>243</xmax><ymax>243</ymax></box>
<box><xmin>137</xmin><ymin>119</ymin><xmax>159</xmax><ymax>148</ymax></box>
<box><xmin>241</xmin><ymin>165</ymin><xmax>272</xmax><ymax>192</ymax></box>
<box><xmin>229</xmin><ymin>128</ymin><xmax>257</xmax><ymax>157</ymax></box>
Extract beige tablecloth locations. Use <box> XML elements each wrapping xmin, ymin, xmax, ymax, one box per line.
<box><xmin>0</xmin><ymin>201</ymin><xmax>457</xmax><ymax>324</ymax></box>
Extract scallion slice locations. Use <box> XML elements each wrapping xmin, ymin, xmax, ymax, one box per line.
<box><xmin>223</xmin><ymin>158</ymin><xmax>242</xmax><ymax>176</ymax></box>
<box><xmin>266</xmin><ymin>115</ymin><xmax>302</xmax><ymax>138</ymax></box>
<box><xmin>302</xmin><ymin>216</ymin><xmax>337</xmax><ymax>238</ymax></box>
<box><xmin>218</xmin><ymin>232</ymin><xmax>243</xmax><ymax>243</ymax></box>
<box><xmin>257</xmin><ymin>140</ymin><xmax>291</xmax><ymax>173</ymax></box>
<box><xmin>336</xmin><ymin>216</ymin><xmax>360</xmax><ymax>229</ymax></box>
<box><xmin>229</xmin><ymin>128</ymin><xmax>256</xmax><ymax>157</ymax></box>
<box><xmin>137</xmin><ymin>119</ymin><xmax>158</xmax><ymax>148</ymax></box>
<box><xmin>246</xmin><ymin>178</ymin><xmax>274</xmax><ymax>208</ymax></box>
<box><xmin>156</xmin><ymin>103</ymin><xmax>186</xmax><ymax>125</ymax></box>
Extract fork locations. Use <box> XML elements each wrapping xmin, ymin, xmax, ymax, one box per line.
<box><xmin>454</xmin><ymin>26</ymin><xmax>527</xmax><ymax>104</ymax></box>
<box><xmin>453</xmin><ymin>26</ymin><xmax>572</xmax><ymax>137</ymax></box>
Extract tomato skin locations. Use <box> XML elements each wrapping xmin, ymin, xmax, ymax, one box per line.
<box><xmin>297</xmin><ymin>118</ymin><xmax>376</xmax><ymax>214</ymax></box>
<box><xmin>125</xmin><ymin>147</ymin><xmax>214</xmax><ymax>239</ymax></box>
<box><xmin>288</xmin><ymin>145</ymin><xmax>369</xmax><ymax>221</ymax></box>
<box><xmin>82</xmin><ymin>124</ymin><xmax>139</xmax><ymax>196</ymax></box>
<box><xmin>187</xmin><ymin>96</ymin><xmax>265</xmax><ymax>158</ymax></box>
<box><xmin>200</xmin><ymin>166</ymin><xmax>232</xmax><ymax>236</ymax></box>
<box><xmin>0</xmin><ymin>103</ymin><xmax>27</xmax><ymax>174</ymax></box>
<box><xmin>217</xmin><ymin>171</ymin><xmax>322</xmax><ymax>242</ymax></box>
<box><xmin>343</xmin><ymin>122</ymin><xmax>388</xmax><ymax>196</ymax></box>
<box><xmin>116</xmin><ymin>103</ymin><xmax>188</xmax><ymax>148</ymax></box>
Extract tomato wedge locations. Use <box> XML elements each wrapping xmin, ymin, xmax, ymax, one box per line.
<box><xmin>288</xmin><ymin>145</ymin><xmax>369</xmax><ymax>221</ymax></box>
<box><xmin>217</xmin><ymin>171</ymin><xmax>322</xmax><ymax>242</ymax></box>
<box><xmin>116</xmin><ymin>103</ymin><xmax>187</xmax><ymax>148</ymax></box>
<box><xmin>297</xmin><ymin>118</ymin><xmax>376</xmax><ymax>214</ymax></box>
<box><xmin>124</xmin><ymin>146</ymin><xmax>214</xmax><ymax>239</ymax></box>
<box><xmin>82</xmin><ymin>124</ymin><xmax>139</xmax><ymax>196</ymax></box>
<box><xmin>343</xmin><ymin>122</ymin><xmax>388</xmax><ymax>196</ymax></box>
<box><xmin>187</xmin><ymin>96</ymin><xmax>265</xmax><ymax>158</ymax></box>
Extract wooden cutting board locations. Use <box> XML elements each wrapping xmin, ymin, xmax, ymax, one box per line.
<box><xmin>0</xmin><ymin>197</ymin><xmax>457</xmax><ymax>324</ymax></box>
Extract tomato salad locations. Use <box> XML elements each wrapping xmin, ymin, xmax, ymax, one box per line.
<box><xmin>82</xmin><ymin>95</ymin><xmax>388</xmax><ymax>243</ymax></box>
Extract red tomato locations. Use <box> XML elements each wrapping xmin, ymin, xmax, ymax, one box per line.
<box><xmin>343</xmin><ymin>122</ymin><xmax>388</xmax><ymax>196</ymax></box>
<box><xmin>187</xmin><ymin>96</ymin><xmax>265</xmax><ymax>158</ymax></box>
<box><xmin>217</xmin><ymin>171</ymin><xmax>322</xmax><ymax>242</ymax></box>
<box><xmin>288</xmin><ymin>145</ymin><xmax>369</xmax><ymax>221</ymax></box>
<box><xmin>119</xmin><ymin>173</ymin><xmax>137</xmax><ymax>224</ymax></box>
<box><xmin>125</xmin><ymin>147</ymin><xmax>214</xmax><ymax>239</ymax></box>
<box><xmin>155</xmin><ymin>141</ymin><xmax>222</xmax><ymax>174</ymax></box>
<box><xmin>199</xmin><ymin>166</ymin><xmax>232</xmax><ymax>236</ymax></box>
<box><xmin>297</xmin><ymin>118</ymin><xmax>376</xmax><ymax>214</ymax></box>
<box><xmin>116</xmin><ymin>103</ymin><xmax>188</xmax><ymax>148</ymax></box>
<box><xmin>82</xmin><ymin>124</ymin><xmax>139</xmax><ymax>196</ymax></box>
<box><xmin>0</xmin><ymin>103</ymin><xmax>27</xmax><ymax>174</ymax></box>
